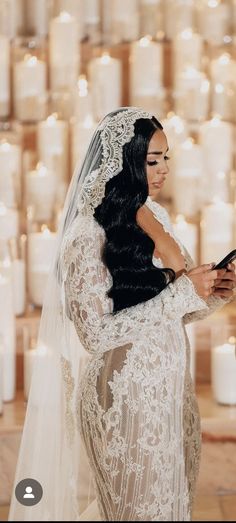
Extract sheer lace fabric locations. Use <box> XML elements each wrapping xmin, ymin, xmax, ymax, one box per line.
<box><xmin>63</xmin><ymin>200</ymin><xmax>231</xmax><ymax>521</ymax></box>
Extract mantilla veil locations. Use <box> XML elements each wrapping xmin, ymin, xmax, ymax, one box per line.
<box><xmin>8</xmin><ymin>107</ymin><xmax>152</xmax><ymax>521</ymax></box>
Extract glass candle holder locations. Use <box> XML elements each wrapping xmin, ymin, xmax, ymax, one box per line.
<box><xmin>12</xmin><ymin>36</ymin><xmax>48</xmax><ymax>122</ymax></box>
<box><xmin>211</xmin><ymin>323</ymin><xmax>236</xmax><ymax>405</ymax></box>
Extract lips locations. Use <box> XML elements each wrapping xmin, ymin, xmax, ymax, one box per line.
<box><xmin>152</xmin><ymin>179</ymin><xmax>165</xmax><ymax>187</ymax></box>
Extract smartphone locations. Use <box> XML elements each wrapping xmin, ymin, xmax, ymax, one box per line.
<box><xmin>213</xmin><ymin>249</ymin><xmax>236</xmax><ymax>270</ymax></box>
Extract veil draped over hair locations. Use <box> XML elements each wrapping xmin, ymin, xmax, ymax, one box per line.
<box><xmin>8</xmin><ymin>107</ymin><xmax>152</xmax><ymax>521</ymax></box>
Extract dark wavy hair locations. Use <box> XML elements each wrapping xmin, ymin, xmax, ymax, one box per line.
<box><xmin>94</xmin><ymin>116</ymin><xmax>175</xmax><ymax>313</ymax></box>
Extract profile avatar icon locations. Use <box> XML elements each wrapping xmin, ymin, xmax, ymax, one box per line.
<box><xmin>15</xmin><ymin>478</ymin><xmax>43</xmax><ymax>506</ymax></box>
<box><xmin>23</xmin><ymin>486</ymin><xmax>35</xmax><ymax>499</ymax></box>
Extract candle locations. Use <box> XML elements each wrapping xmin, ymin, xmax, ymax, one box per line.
<box><xmin>174</xmin><ymin>67</ymin><xmax>210</xmax><ymax>121</ymax></box>
<box><xmin>0</xmin><ymin>274</ymin><xmax>15</xmax><ymax>402</ymax></box>
<box><xmin>13</xmin><ymin>54</ymin><xmax>47</xmax><ymax>122</ymax></box>
<box><xmin>0</xmin><ymin>203</ymin><xmax>19</xmax><ymax>241</ymax></box>
<box><xmin>0</xmin><ymin>35</ymin><xmax>10</xmax><ymax>118</ymax></box>
<box><xmin>130</xmin><ymin>36</ymin><xmax>163</xmax><ymax>97</ymax></box>
<box><xmin>0</xmin><ymin>336</ymin><xmax>4</xmax><ymax>414</ymax></box>
<box><xmin>25</xmin><ymin>0</ymin><xmax>51</xmax><ymax>36</ymax></box>
<box><xmin>37</xmin><ymin>114</ymin><xmax>69</xmax><ymax>183</ymax></box>
<box><xmin>165</xmin><ymin>0</ymin><xmax>195</xmax><ymax>40</ymax></box>
<box><xmin>210</xmin><ymin>53</ymin><xmax>236</xmax><ymax>85</ymax></box>
<box><xmin>199</xmin><ymin>118</ymin><xmax>234</xmax><ymax>175</ymax></box>
<box><xmin>173</xmin><ymin>29</ymin><xmax>203</xmax><ymax>81</ymax></box>
<box><xmin>25</xmin><ymin>163</ymin><xmax>57</xmax><ymax>222</ymax></box>
<box><xmin>172</xmin><ymin>139</ymin><xmax>204</xmax><ymax>216</ymax></box>
<box><xmin>71</xmin><ymin>115</ymin><xmax>96</xmax><ymax>171</ymax></box>
<box><xmin>140</xmin><ymin>0</ymin><xmax>164</xmax><ymax>39</ymax></box>
<box><xmin>54</xmin><ymin>0</ymin><xmax>84</xmax><ymax>40</ymax></box>
<box><xmin>75</xmin><ymin>75</ymin><xmax>93</xmax><ymax>122</ymax></box>
<box><xmin>8</xmin><ymin>236</ymin><xmax>26</xmax><ymax>316</ymax></box>
<box><xmin>28</xmin><ymin>227</ymin><xmax>57</xmax><ymax>306</ymax></box>
<box><xmin>24</xmin><ymin>344</ymin><xmax>48</xmax><ymax>401</ymax></box>
<box><xmin>84</xmin><ymin>0</ymin><xmax>101</xmax><ymax>43</ymax></box>
<box><xmin>0</xmin><ymin>0</ymin><xmax>23</xmax><ymax>39</ymax></box>
<box><xmin>110</xmin><ymin>0</ymin><xmax>139</xmax><ymax>43</ymax></box>
<box><xmin>197</xmin><ymin>0</ymin><xmax>231</xmax><ymax>46</ymax></box>
<box><xmin>211</xmin><ymin>337</ymin><xmax>236</xmax><ymax>405</ymax></box>
<box><xmin>173</xmin><ymin>215</ymin><xmax>198</xmax><ymax>263</ymax></box>
<box><xmin>49</xmin><ymin>11</ymin><xmax>80</xmax><ymax>89</ymax></box>
<box><xmin>201</xmin><ymin>201</ymin><xmax>234</xmax><ymax>264</ymax></box>
<box><xmin>211</xmin><ymin>82</ymin><xmax>235</xmax><ymax>122</ymax></box>
<box><xmin>88</xmin><ymin>53</ymin><xmax>122</xmax><ymax>121</ymax></box>
<box><xmin>161</xmin><ymin>113</ymin><xmax>188</xmax><ymax>200</ymax></box>
<box><xmin>0</xmin><ymin>140</ymin><xmax>22</xmax><ymax>207</ymax></box>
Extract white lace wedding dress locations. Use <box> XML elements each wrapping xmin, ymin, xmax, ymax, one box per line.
<box><xmin>63</xmin><ymin>196</ymin><xmax>229</xmax><ymax>521</ymax></box>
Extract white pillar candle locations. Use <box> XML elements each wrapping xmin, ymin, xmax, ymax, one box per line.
<box><xmin>54</xmin><ymin>0</ymin><xmax>84</xmax><ymax>40</ymax></box>
<box><xmin>174</xmin><ymin>67</ymin><xmax>210</xmax><ymax>121</ymax></box>
<box><xmin>25</xmin><ymin>0</ymin><xmax>51</xmax><ymax>36</ymax></box>
<box><xmin>13</xmin><ymin>55</ymin><xmax>47</xmax><ymax>122</ymax></box>
<box><xmin>0</xmin><ymin>337</ymin><xmax>4</xmax><ymax>414</ymax></box>
<box><xmin>12</xmin><ymin>258</ymin><xmax>26</xmax><ymax>316</ymax></box>
<box><xmin>161</xmin><ymin>113</ymin><xmax>188</xmax><ymax>200</ymax></box>
<box><xmin>37</xmin><ymin>114</ymin><xmax>69</xmax><ymax>183</ymax></box>
<box><xmin>49</xmin><ymin>11</ymin><xmax>80</xmax><ymax>90</ymax></box>
<box><xmin>0</xmin><ymin>35</ymin><xmax>10</xmax><ymax>118</ymax></box>
<box><xmin>0</xmin><ymin>141</ymin><xmax>21</xmax><ymax>207</ymax></box>
<box><xmin>164</xmin><ymin>0</ymin><xmax>195</xmax><ymax>40</ymax></box>
<box><xmin>197</xmin><ymin>0</ymin><xmax>231</xmax><ymax>46</ymax></box>
<box><xmin>0</xmin><ymin>274</ymin><xmax>15</xmax><ymax>402</ymax></box>
<box><xmin>199</xmin><ymin>118</ymin><xmax>234</xmax><ymax>175</ymax></box>
<box><xmin>84</xmin><ymin>0</ymin><xmax>100</xmax><ymax>43</ymax></box>
<box><xmin>173</xmin><ymin>215</ymin><xmax>198</xmax><ymax>263</ymax></box>
<box><xmin>23</xmin><ymin>344</ymin><xmax>47</xmax><ymax>401</ymax></box>
<box><xmin>201</xmin><ymin>201</ymin><xmax>235</xmax><ymax>264</ymax></box>
<box><xmin>172</xmin><ymin>139</ymin><xmax>204</xmax><ymax>216</ymax></box>
<box><xmin>130</xmin><ymin>36</ymin><xmax>163</xmax><ymax>97</ymax></box>
<box><xmin>25</xmin><ymin>163</ymin><xmax>57</xmax><ymax>222</ymax></box>
<box><xmin>210</xmin><ymin>53</ymin><xmax>236</xmax><ymax>85</ymax></box>
<box><xmin>174</xmin><ymin>29</ymin><xmax>203</xmax><ymax>82</ymax></box>
<box><xmin>89</xmin><ymin>53</ymin><xmax>122</xmax><ymax>122</ymax></box>
<box><xmin>140</xmin><ymin>0</ymin><xmax>164</xmax><ymax>39</ymax></box>
<box><xmin>211</xmin><ymin>82</ymin><xmax>236</xmax><ymax>122</ymax></box>
<box><xmin>28</xmin><ymin>227</ymin><xmax>57</xmax><ymax>307</ymax></box>
<box><xmin>0</xmin><ymin>203</ymin><xmax>19</xmax><ymax>241</ymax></box>
<box><xmin>0</xmin><ymin>0</ymin><xmax>23</xmax><ymax>39</ymax></box>
<box><xmin>71</xmin><ymin>115</ymin><xmax>96</xmax><ymax>171</ymax></box>
<box><xmin>111</xmin><ymin>0</ymin><xmax>139</xmax><ymax>43</ymax></box>
<box><xmin>211</xmin><ymin>338</ymin><xmax>236</xmax><ymax>405</ymax></box>
<box><xmin>74</xmin><ymin>75</ymin><xmax>93</xmax><ymax>122</ymax></box>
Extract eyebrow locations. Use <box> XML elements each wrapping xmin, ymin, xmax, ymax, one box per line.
<box><xmin>147</xmin><ymin>147</ymin><xmax>169</xmax><ymax>155</ymax></box>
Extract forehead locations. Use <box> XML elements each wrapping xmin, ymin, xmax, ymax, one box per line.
<box><xmin>147</xmin><ymin>130</ymin><xmax>168</xmax><ymax>152</ymax></box>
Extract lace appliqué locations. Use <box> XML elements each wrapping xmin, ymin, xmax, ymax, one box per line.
<box><xmin>78</xmin><ymin>108</ymin><xmax>152</xmax><ymax>215</ymax></box>
<box><xmin>61</xmin><ymin>355</ymin><xmax>75</xmax><ymax>447</ymax></box>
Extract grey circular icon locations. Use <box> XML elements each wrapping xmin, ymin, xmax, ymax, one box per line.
<box><xmin>15</xmin><ymin>478</ymin><xmax>43</xmax><ymax>506</ymax></box>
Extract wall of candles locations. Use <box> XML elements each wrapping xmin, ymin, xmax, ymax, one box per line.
<box><xmin>0</xmin><ymin>0</ymin><xmax>236</xmax><ymax>409</ymax></box>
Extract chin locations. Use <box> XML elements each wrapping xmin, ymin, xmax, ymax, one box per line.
<box><xmin>149</xmin><ymin>189</ymin><xmax>161</xmax><ymax>200</ymax></box>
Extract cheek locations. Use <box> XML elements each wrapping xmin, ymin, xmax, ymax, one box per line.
<box><xmin>146</xmin><ymin>169</ymin><xmax>153</xmax><ymax>188</ymax></box>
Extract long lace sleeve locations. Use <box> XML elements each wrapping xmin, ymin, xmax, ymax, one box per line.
<box><xmin>183</xmin><ymin>247</ymin><xmax>235</xmax><ymax>325</ymax></box>
<box><xmin>63</xmin><ymin>218</ymin><xmax>208</xmax><ymax>354</ymax></box>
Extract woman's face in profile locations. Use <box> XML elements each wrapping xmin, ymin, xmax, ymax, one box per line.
<box><xmin>146</xmin><ymin>130</ymin><xmax>170</xmax><ymax>200</ymax></box>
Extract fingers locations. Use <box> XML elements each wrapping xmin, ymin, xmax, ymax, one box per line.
<box><xmin>213</xmin><ymin>288</ymin><xmax>234</xmax><ymax>298</ymax></box>
<box><xmin>190</xmin><ymin>263</ymin><xmax>214</xmax><ymax>274</ymax></box>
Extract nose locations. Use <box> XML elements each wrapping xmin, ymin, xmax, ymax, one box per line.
<box><xmin>157</xmin><ymin>159</ymin><xmax>169</xmax><ymax>175</ymax></box>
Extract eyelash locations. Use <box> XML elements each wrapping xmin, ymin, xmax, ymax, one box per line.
<box><xmin>147</xmin><ymin>156</ymin><xmax>170</xmax><ymax>166</ymax></box>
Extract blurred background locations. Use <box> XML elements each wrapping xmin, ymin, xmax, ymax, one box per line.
<box><xmin>0</xmin><ymin>1</ymin><xmax>236</xmax><ymax>521</ymax></box>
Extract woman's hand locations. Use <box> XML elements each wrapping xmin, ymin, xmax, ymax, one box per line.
<box><xmin>186</xmin><ymin>263</ymin><xmax>227</xmax><ymax>300</ymax></box>
<box><xmin>212</xmin><ymin>262</ymin><xmax>236</xmax><ymax>298</ymax></box>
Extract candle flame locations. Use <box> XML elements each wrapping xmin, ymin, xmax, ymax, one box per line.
<box><xmin>182</xmin><ymin>138</ymin><xmax>194</xmax><ymax>150</ymax></box>
<box><xmin>180</xmin><ymin>28</ymin><xmax>193</xmax><ymax>40</ymax></box>
<box><xmin>78</xmin><ymin>75</ymin><xmax>88</xmax><ymax>97</ymax></box>
<box><xmin>41</xmin><ymin>224</ymin><xmax>51</xmax><ymax>235</ymax></box>
<box><xmin>139</xmin><ymin>35</ymin><xmax>152</xmax><ymax>47</ymax></box>
<box><xmin>175</xmin><ymin>214</ymin><xmax>186</xmax><ymax>224</ymax></box>
<box><xmin>215</xmin><ymin>83</ymin><xmax>224</xmax><ymax>93</ymax></box>
<box><xmin>208</xmin><ymin>0</ymin><xmax>219</xmax><ymax>8</ymax></box>
<box><xmin>228</xmin><ymin>336</ymin><xmax>236</xmax><ymax>345</ymax></box>
<box><xmin>0</xmin><ymin>202</ymin><xmax>7</xmax><ymax>215</ymax></box>
<box><xmin>100</xmin><ymin>53</ymin><xmax>111</xmax><ymax>64</ymax></box>
<box><xmin>218</xmin><ymin>53</ymin><xmax>230</xmax><ymax>65</ymax></box>
<box><xmin>24</xmin><ymin>54</ymin><xmax>38</xmax><ymax>66</ymax></box>
<box><xmin>59</xmin><ymin>11</ymin><xmax>72</xmax><ymax>22</ymax></box>
<box><xmin>46</xmin><ymin>113</ymin><xmax>59</xmax><ymax>125</ymax></box>
<box><xmin>0</xmin><ymin>140</ymin><xmax>11</xmax><ymax>151</ymax></box>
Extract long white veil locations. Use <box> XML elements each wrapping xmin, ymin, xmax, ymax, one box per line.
<box><xmin>8</xmin><ymin>107</ymin><xmax>152</xmax><ymax>521</ymax></box>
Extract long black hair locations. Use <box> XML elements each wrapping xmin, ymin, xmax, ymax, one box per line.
<box><xmin>94</xmin><ymin>116</ymin><xmax>175</xmax><ymax>313</ymax></box>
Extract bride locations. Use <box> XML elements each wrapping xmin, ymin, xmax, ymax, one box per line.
<box><xmin>9</xmin><ymin>107</ymin><xmax>235</xmax><ymax>521</ymax></box>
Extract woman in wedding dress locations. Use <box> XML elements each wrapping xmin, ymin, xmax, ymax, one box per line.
<box><xmin>9</xmin><ymin>108</ymin><xmax>235</xmax><ymax>522</ymax></box>
<box><xmin>63</xmin><ymin>110</ymin><xmax>235</xmax><ymax>521</ymax></box>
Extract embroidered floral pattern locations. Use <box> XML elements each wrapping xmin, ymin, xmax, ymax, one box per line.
<box><xmin>61</xmin><ymin>355</ymin><xmax>75</xmax><ymax>447</ymax></box>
